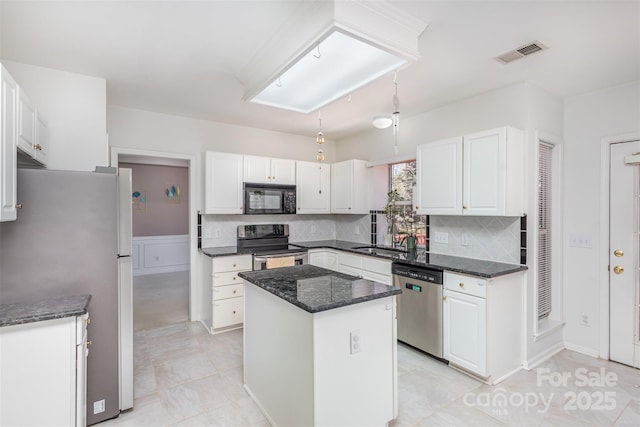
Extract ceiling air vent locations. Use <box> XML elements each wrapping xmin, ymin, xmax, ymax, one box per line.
<box><xmin>494</xmin><ymin>41</ymin><xmax>548</xmax><ymax>64</ymax></box>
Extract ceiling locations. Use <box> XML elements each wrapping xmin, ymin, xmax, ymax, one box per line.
<box><xmin>1</xmin><ymin>1</ymin><xmax>638</xmax><ymax>140</ymax></box>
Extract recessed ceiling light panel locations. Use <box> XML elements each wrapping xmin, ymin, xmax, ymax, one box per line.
<box><xmin>252</xmin><ymin>30</ymin><xmax>407</xmax><ymax>113</ymax></box>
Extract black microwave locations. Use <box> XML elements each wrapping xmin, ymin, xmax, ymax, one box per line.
<box><xmin>244</xmin><ymin>183</ymin><xmax>296</xmax><ymax>215</ymax></box>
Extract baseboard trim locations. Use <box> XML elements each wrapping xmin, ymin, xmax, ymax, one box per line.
<box><xmin>563</xmin><ymin>341</ymin><xmax>600</xmax><ymax>358</ymax></box>
<box><xmin>522</xmin><ymin>341</ymin><xmax>565</xmax><ymax>370</ymax></box>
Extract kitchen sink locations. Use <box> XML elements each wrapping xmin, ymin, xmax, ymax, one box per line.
<box><xmin>351</xmin><ymin>246</ymin><xmax>407</xmax><ymax>258</ymax></box>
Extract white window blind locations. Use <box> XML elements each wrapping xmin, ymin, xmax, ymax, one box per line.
<box><xmin>538</xmin><ymin>142</ymin><xmax>553</xmax><ymax>319</ymax></box>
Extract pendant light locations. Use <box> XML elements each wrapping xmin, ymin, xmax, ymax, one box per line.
<box><xmin>316</xmin><ymin>111</ymin><xmax>325</xmax><ymax>162</ymax></box>
<box><xmin>392</xmin><ymin>71</ymin><xmax>400</xmax><ymax>155</ymax></box>
<box><xmin>315</xmin><ymin>111</ymin><xmax>325</xmax><ymax>195</ymax></box>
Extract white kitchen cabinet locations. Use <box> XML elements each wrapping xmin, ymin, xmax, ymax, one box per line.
<box><xmin>415</xmin><ymin>137</ymin><xmax>462</xmax><ymax>215</ymax></box>
<box><xmin>331</xmin><ymin>159</ymin><xmax>368</xmax><ymax>214</ymax></box>
<box><xmin>243</xmin><ymin>155</ymin><xmax>295</xmax><ymax>185</ymax></box>
<box><xmin>415</xmin><ymin>127</ymin><xmax>524</xmax><ymax>216</ymax></box>
<box><xmin>338</xmin><ymin>251</ymin><xmax>392</xmax><ymax>285</ymax></box>
<box><xmin>34</xmin><ymin>113</ymin><xmax>49</xmax><ymax>165</ymax></box>
<box><xmin>201</xmin><ymin>254</ymin><xmax>252</xmax><ymax>333</ymax></box>
<box><xmin>0</xmin><ymin>314</ymin><xmax>89</xmax><ymax>427</ymax></box>
<box><xmin>205</xmin><ymin>151</ymin><xmax>244</xmax><ymax>214</ymax></box>
<box><xmin>308</xmin><ymin>249</ymin><xmax>338</xmax><ymax>270</ymax></box>
<box><xmin>296</xmin><ymin>161</ymin><xmax>330</xmax><ymax>214</ymax></box>
<box><xmin>443</xmin><ymin>271</ymin><xmax>523</xmax><ymax>384</ymax></box>
<box><xmin>17</xmin><ymin>86</ymin><xmax>36</xmax><ymax>158</ymax></box>
<box><xmin>0</xmin><ymin>65</ymin><xmax>18</xmax><ymax>222</ymax></box>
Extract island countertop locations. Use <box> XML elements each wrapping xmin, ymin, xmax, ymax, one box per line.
<box><xmin>238</xmin><ymin>264</ymin><xmax>401</xmax><ymax>314</ymax></box>
<box><xmin>0</xmin><ymin>294</ymin><xmax>91</xmax><ymax>327</ymax></box>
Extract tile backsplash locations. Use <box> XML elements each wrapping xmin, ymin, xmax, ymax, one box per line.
<box><xmin>429</xmin><ymin>216</ymin><xmax>521</xmax><ymax>264</ymax></box>
<box><xmin>201</xmin><ymin>214</ymin><xmax>370</xmax><ymax>247</ymax></box>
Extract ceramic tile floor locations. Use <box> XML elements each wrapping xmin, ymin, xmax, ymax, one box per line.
<box><xmin>133</xmin><ymin>271</ymin><xmax>189</xmax><ymax>331</ymax></box>
<box><xmin>97</xmin><ymin>320</ymin><xmax>640</xmax><ymax>427</ymax></box>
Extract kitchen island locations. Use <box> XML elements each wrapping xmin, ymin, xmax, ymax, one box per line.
<box><xmin>238</xmin><ymin>265</ymin><xmax>401</xmax><ymax>427</ymax></box>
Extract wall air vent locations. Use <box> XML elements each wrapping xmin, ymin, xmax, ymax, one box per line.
<box><xmin>494</xmin><ymin>41</ymin><xmax>548</xmax><ymax>64</ymax></box>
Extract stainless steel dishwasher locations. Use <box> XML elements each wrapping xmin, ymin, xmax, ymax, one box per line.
<box><xmin>392</xmin><ymin>262</ymin><xmax>445</xmax><ymax>359</ymax></box>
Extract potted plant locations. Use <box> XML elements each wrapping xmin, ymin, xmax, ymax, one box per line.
<box><xmin>383</xmin><ymin>189</ymin><xmax>402</xmax><ymax>247</ymax></box>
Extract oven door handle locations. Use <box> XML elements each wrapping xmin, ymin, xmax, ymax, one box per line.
<box><xmin>254</xmin><ymin>252</ymin><xmax>308</xmax><ymax>261</ymax></box>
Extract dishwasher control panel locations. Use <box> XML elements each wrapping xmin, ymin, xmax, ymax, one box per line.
<box><xmin>392</xmin><ymin>263</ymin><xmax>443</xmax><ymax>284</ymax></box>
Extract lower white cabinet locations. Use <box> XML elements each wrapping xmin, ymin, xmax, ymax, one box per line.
<box><xmin>308</xmin><ymin>249</ymin><xmax>338</xmax><ymax>270</ymax></box>
<box><xmin>338</xmin><ymin>252</ymin><xmax>392</xmax><ymax>285</ymax></box>
<box><xmin>443</xmin><ymin>271</ymin><xmax>523</xmax><ymax>384</ymax></box>
<box><xmin>0</xmin><ymin>314</ymin><xmax>89</xmax><ymax>426</ymax></box>
<box><xmin>201</xmin><ymin>254</ymin><xmax>251</xmax><ymax>333</ymax></box>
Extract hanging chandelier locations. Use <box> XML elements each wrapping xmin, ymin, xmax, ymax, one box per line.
<box><xmin>316</xmin><ymin>111</ymin><xmax>325</xmax><ymax>162</ymax></box>
<box><xmin>392</xmin><ymin>71</ymin><xmax>400</xmax><ymax>155</ymax></box>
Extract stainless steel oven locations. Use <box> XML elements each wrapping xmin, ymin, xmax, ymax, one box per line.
<box><xmin>253</xmin><ymin>251</ymin><xmax>308</xmax><ymax>270</ymax></box>
<box><xmin>237</xmin><ymin>224</ymin><xmax>308</xmax><ymax>270</ymax></box>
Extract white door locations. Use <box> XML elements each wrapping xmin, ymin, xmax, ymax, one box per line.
<box><xmin>296</xmin><ymin>161</ymin><xmax>330</xmax><ymax>214</ymax></box>
<box><xmin>331</xmin><ymin>160</ymin><xmax>352</xmax><ymax>213</ymax></box>
<box><xmin>609</xmin><ymin>140</ymin><xmax>640</xmax><ymax>368</ymax></box>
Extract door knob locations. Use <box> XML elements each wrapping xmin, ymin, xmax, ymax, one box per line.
<box><xmin>613</xmin><ymin>266</ymin><xmax>624</xmax><ymax>274</ymax></box>
<box><xmin>442</xmin><ymin>296</ymin><xmax>447</xmax><ymax>301</ymax></box>
<box><xmin>614</xmin><ymin>249</ymin><xmax>624</xmax><ymax>257</ymax></box>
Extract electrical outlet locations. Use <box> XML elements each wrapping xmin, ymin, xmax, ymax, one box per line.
<box><xmin>214</xmin><ymin>228</ymin><xmax>222</xmax><ymax>239</ymax></box>
<box><xmin>203</xmin><ymin>227</ymin><xmax>212</xmax><ymax>238</ymax></box>
<box><xmin>580</xmin><ymin>314</ymin><xmax>590</xmax><ymax>326</ymax></box>
<box><xmin>93</xmin><ymin>400</ymin><xmax>105</xmax><ymax>414</ymax></box>
<box><xmin>311</xmin><ymin>225</ymin><xmax>317</xmax><ymax>234</ymax></box>
<box><xmin>434</xmin><ymin>232</ymin><xmax>449</xmax><ymax>244</ymax></box>
<box><xmin>354</xmin><ymin>226</ymin><xmax>360</xmax><ymax>235</ymax></box>
<box><xmin>461</xmin><ymin>234</ymin><xmax>469</xmax><ymax>246</ymax></box>
<box><xmin>350</xmin><ymin>330</ymin><xmax>361</xmax><ymax>354</ymax></box>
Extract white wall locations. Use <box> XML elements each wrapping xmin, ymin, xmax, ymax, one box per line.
<box><xmin>563</xmin><ymin>81</ymin><xmax>640</xmax><ymax>356</ymax></box>
<box><xmin>3</xmin><ymin>61</ymin><xmax>108</xmax><ymax>171</ymax></box>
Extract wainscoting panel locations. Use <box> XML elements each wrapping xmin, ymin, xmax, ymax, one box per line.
<box><xmin>132</xmin><ymin>235</ymin><xmax>189</xmax><ymax>276</ymax></box>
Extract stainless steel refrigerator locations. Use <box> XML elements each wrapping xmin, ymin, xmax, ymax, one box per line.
<box><xmin>0</xmin><ymin>167</ymin><xmax>133</xmax><ymax>425</ymax></box>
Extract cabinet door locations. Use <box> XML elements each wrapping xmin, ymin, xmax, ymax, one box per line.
<box><xmin>296</xmin><ymin>161</ymin><xmax>330</xmax><ymax>213</ymax></box>
<box><xmin>243</xmin><ymin>155</ymin><xmax>271</xmax><ymax>184</ymax></box>
<box><xmin>415</xmin><ymin>137</ymin><xmax>462</xmax><ymax>215</ymax></box>
<box><xmin>462</xmin><ymin>128</ymin><xmax>505</xmax><ymax>216</ymax></box>
<box><xmin>270</xmin><ymin>158</ymin><xmax>296</xmax><ymax>185</ymax></box>
<box><xmin>34</xmin><ymin>113</ymin><xmax>49</xmax><ymax>166</ymax></box>
<box><xmin>331</xmin><ymin>160</ymin><xmax>353</xmax><ymax>213</ymax></box>
<box><xmin>1</xmin><ymin>67</ymin><xmax>18</xmax><ymax>222</ymax></box>
<box><xmin>17</xmin><ymin>87</ymin><xmax>35</xmax><ymax>157</ymax></box>
<box><xmin>205</xmin><ymin>151</ymin><xmax>243</xmax><ymax>214</ymax></box>
<box><xmin>443</xmin><ymin>289</ymin><xmax>486</xmax><ymax>376</ymax></box>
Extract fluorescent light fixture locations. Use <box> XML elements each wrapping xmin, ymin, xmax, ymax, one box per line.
<box><xmin>372</xmin><ymin>115</ymin><xmax>393</xmax><ymax>129</ymax></box>
<box><xmin>252</xmin><ymin>30</ymin><xmax>407</xmax><ymax>113</ymax></box>
<box><xmin>238</xmin><ymin>1</ymin><xmax>428</xmax><ymax>114</ymax></box>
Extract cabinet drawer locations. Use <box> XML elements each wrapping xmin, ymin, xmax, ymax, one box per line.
<box><xmin>213</xmin><ymin>283</ymin><xmax>244</xmax><ymax>301</ymax></box>
<box><xmin>212</xmin><ymin>255</ymin><xmax>251</xmax><ymax>272</ymax></box>
<box><xmin>362</xmin><ymin>257</ymin><xmax>392</xmax><ymax>275</ymax></box>
<box><xmin>339</xmin><ymin>253</ymin><xmax>363</xmax><ymax>269</ymax></box>
<box><xmin>444</xmin><ymin>272</ymin><xmax>486</xmax><ymax>298</ymax></box>
<box><xmin>213</xmin><ymin>297</ymin><xmax>244</xmax><ymax>329</ymax></box>
<box><xmin>212</xmin><ymin>271</ymin><xmax>244</xmax><ymax>286</ymax></box>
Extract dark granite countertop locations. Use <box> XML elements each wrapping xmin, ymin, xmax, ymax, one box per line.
<box><xmin>290</xmin><ymin>240</ymin><xmax>527</xmax><ymax>278</ymax></box>
<box><xmin>238</xmin><ymin>264</ymin><xmax>401</xmax><ymax>313</ymax></box>
<box><xmin>201</xmin><ymin>239</ymin><xmax>527</xmax><ymax>278</ymax></box>
<box><xmin>0</xmin><ymin>294</ymin><xmax>91</xmax><ymax>327</ymax></box>
<box><xmin>200</xmin><ymin>246</ymin><xmax>253</xmax><ymax>257</ymax></box>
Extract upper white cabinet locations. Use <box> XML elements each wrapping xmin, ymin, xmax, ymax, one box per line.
<box><xmin>416</xmin><ymin>127</ymin><xmax>525</xmax><ymax>216</ymax></box>
<box><xmin>415</xmin><ymin>137</ymin><xmax>462</xmax><ymax>215</ymax></box>
<box><xmin>1</xmin><ymin>65</ymin><xmax>18</xmax><ymax>222</ymax></box>
<box><xmin>17</xmin><ymin>87</ymin><xmax>36</xmax><ymax>157</ymax></box>
<box><xmin>205</xmin><ymin>151</ymin><xmax>244</xmax><ymax>214</ymax></box>
<box><xmin>15</xmin><ymin>80</ymin><xmax>48</xmax><ymax>167</ymax></box>
<box><xmin>296</xmin><ymin>161</ymin><xmax>330</xmax><ymax>214</ymax></box>
<box><xmin>34</xmin><ymin>114</ymin><xmax>49</xmax><ymax>165</ymax></box>
<box><xmin>331</xmin><ymin>159</ymin><xmax>368</xmax><ymax>214</ymax></box>
<box><xmin>243</xmin><ymin>155</ymin><xmax>295</xmax><ymax>185</ymax></box>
